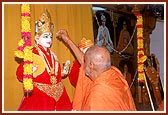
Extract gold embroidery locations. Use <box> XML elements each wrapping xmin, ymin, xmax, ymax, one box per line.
<box><xmin>50</xmin><ymin>75</ymin><xmax>57</xmax><ymax>85</ymax></box>
<box><xmin>50</xmin><ymin>68</ymin><xmax>55</xmax><ymax>75</ymax></box>
<box><xmin>34</xmin><ymin>82</ymin><xmax>64</xmax><ymax>101</ymax></box>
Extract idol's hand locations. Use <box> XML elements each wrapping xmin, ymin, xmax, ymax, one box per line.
<box><xmin>56</xmin><ymin>29</ymin><xmax>70</xmax><ymax>43</ymax></box>
<box><xmin>61</xmin><ymin>60</ymin><xmax>71</xmax><ymax>77</ymax></box>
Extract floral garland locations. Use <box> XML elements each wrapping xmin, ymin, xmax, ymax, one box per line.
<box><xmin>14</xmin><ymin>4</ymin><xmax>33</xmax><ymax>93</ymax></box>
<box><xmin>136</xmin><ymin>13</ymin><xmax>147</xmax><ymax>83</ymax></box>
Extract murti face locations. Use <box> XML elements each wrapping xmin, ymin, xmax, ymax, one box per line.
<box><xmin>124</xmin><ymin>64</ymin><xmax>128</xmax><ymax>73</ymax></box>
<box><xmin>38</xmin><ymin>32</ymin><xmax>53</xmax><ymax>48</ymax></box>
<box><xmin>102</xmin><ymin>21</ymin><xmax>106</xmax><ymax>27</ymax></box>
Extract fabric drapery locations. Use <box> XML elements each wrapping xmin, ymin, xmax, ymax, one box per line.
<box><xmin>73</xmin><ymin>64</ymin><xmax>136</xmax><ymax>111</ymax></box>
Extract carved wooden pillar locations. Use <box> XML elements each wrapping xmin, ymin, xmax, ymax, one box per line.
<box><xmin>132</xmin><ymin>5</ymin><xmax>149</xmax><ymax>106</ymax></box>
<box><xmin>143</xmin><ymin>10</ymin><xmax>156</xmax><ymax>56</ymax></box>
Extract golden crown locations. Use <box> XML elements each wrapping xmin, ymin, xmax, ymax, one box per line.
<box><xmin>35</xmin><ymin>9</ymin><xmax>54</xmax><ymax>36</ymax></box>
<box><xmin>78</xmin><ymin>38</ymin><xmax>94</xmax><ymax>48</ymax></box>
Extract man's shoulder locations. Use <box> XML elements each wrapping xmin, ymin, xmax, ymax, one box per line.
<box><xmin>93</xmin><ymin>67</ymin><xmax>128</xmax><ymax>90</ymax></box>
<box><xmin>111</xmin><ymin>66</ymin><xmax>123</xmax><ymax>75</ymax></box>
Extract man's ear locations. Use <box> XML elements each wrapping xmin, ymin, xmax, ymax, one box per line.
<box><xmin>89</xmin><ymin>62</ymin><xmax>94</xmax><ymax>70</ymax></box>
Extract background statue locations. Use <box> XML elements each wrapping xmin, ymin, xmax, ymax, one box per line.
<box><xmin>95</xmin><ymin>13</ymin><xmax>114</xmax><ymax>53</ymax></box>
<box><xmin>116</xmin><ymin>21</ymin><xmax>134</xmax><ymax>56</ymax></box>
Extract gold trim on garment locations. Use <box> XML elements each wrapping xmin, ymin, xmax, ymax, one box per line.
<box><xmin>35</xmin><ymin>45</ymin><xmax>59</xmax><ymax>85</ymax></box>
<box><xmin>34</xmin><ymin>82</ymin><xmax>64</xmax><ymax>101</ymax></box>
<box><xmin>50</xmin><ymin>75</ymin><xmax>57</xmax><ymax>85</ymax></box>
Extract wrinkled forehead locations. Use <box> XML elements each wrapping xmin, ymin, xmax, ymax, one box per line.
<box><xmin>84</xmin><ymin>49</ymin><xmax>91</xmax><ymax>62</ymax></box>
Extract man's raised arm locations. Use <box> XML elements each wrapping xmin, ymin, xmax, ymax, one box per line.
<box><xmin>56</xmin><ymin>29</ymin><xmax>84</xmax><ymax>64</ymax></box>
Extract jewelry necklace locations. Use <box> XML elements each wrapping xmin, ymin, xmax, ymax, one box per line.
<box><xmin>35</xmin><ymin>45</ymin><xmax>58</xmax><ymax>84</ymax></box>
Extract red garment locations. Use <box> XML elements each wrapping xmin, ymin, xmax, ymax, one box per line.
<box><xmin>68</xmin><ymin>60</ymin><xmax>80</xmax><ymax>87</ymax></box>
<box><xmin>73</xmin><ymin>64</ymin><xmax>136</xmax><ymax>111</ymax></box>
<box><xmin>16</xmin><ymin>45</ymin><xmax>72</xmax><ymax>111</ymax></box>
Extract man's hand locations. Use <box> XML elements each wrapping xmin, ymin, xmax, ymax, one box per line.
<box><xmin>56</xmin><ymin>29</ymin><xmax>70</xmax><ymax>43</ymax></box>
<box><xmin>56</xmin><ymin>29</ymin><xmax>84</xmax><ymax>64</ymax></box>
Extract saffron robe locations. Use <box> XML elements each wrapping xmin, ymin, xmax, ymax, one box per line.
<box><xmin>73</xmin><ymin>64</ymin><xmax>136</xmax><ymax>111</ymax></box>
<box><xmin>16</xmin><ymin>45</ymin><xmax>72</xmax><ymax>111</ymax></box>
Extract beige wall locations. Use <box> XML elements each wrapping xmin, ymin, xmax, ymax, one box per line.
<box><xmin>3</xmin><ymin>4</ymin><xmax>94</xmax><ymax>111</ymax></box>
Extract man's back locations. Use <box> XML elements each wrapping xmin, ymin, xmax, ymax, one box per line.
<box><xmin>81</xmin><ymin>66</ymin><xmax>136</xmax><ymax>111</ymax></box>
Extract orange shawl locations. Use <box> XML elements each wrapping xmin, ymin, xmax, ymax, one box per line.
<box><xmin>73</xmin><ymin>64</ymin><xmax>136</xmax><ymax>111</ymax></box>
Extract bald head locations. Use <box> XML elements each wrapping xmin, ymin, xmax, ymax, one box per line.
<box><xmin>84</xmin><ymin>45</ymin><xmax>111</xmax><ymax>80</ymax></box>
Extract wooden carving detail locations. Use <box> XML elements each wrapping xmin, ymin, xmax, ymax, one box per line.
<box><xmin>144</xmin><ymin>54</ymin><xmax>164</xmax><ymax>110</ymax></box>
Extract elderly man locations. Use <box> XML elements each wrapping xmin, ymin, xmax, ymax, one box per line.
<box><xmin>56</xmin><ymin>29</ymin><xmax>136</xmax><ymax>111</ymax></box>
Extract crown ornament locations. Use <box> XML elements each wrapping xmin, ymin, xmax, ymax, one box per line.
<box><xmin>35</xmin><ymin>9</ymin><xmax>54</xmax><ymax>36</ymax></box>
